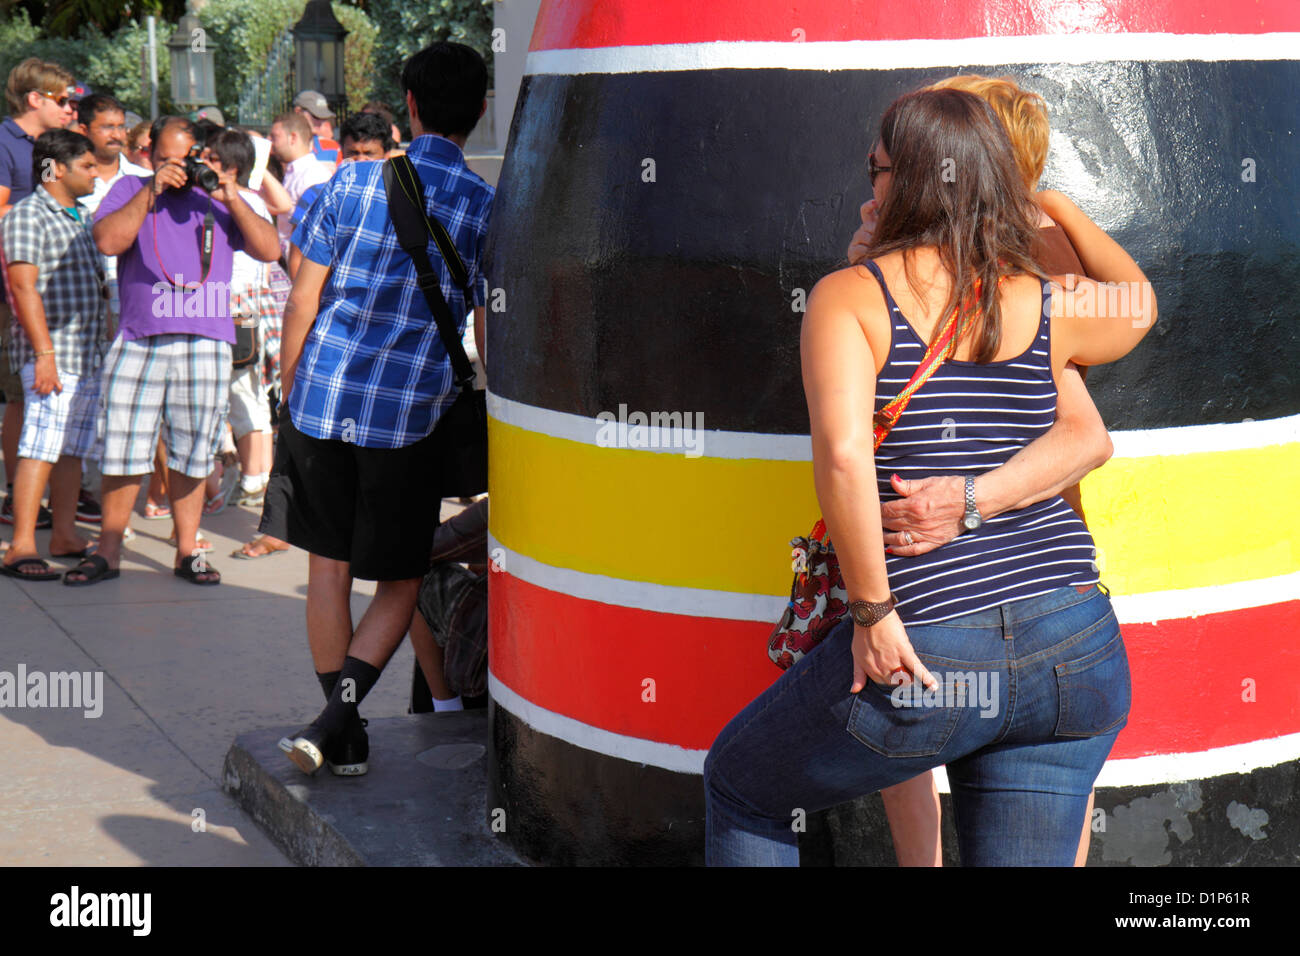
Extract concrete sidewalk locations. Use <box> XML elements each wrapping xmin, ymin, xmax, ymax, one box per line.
<box><xmin>0</xmin><ymin>489</ymin><xmax>437</xmax><ymax>866</ymax></box>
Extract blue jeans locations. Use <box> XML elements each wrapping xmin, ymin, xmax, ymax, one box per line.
<box><xmin>704</xmin><ymin>585</ymin><xmax>1130</xmax><ymax>866</ymax></box>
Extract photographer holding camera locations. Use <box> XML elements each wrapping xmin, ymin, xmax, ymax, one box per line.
<box><xmin>68</xmin><ymin>116</ymin><xmax>278</xmax><ymax>586</ymax></box>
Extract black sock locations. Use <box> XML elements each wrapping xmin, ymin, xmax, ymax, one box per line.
<box><xmin>316</xmin><ymin>670</ymin><xmax>340</xmax><ymax>700</ymax></box>
<box><xmin>317</xmin><ymin>669</ymin><xmax>363</xmax><ymax>734</ymax></box>
<box><xmin>315</xmin><ymin>656</ymin><xmax>380</xmax><ymax>738</ymax></box>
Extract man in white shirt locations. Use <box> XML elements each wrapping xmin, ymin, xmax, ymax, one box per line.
<box><xmin>267</xmin><ymin>111</ymin><xmax>332</xmax><ymax>266</ymax></box>
<box><xmin>72</xmin><ymin>93</ymin><xmax>150</xmax><ymax>521</ymax></box>
<box><xmin>76</xmin><ymin>93</ymin><xmax>149</xmax><ymax>335</ymax></box>
<box><xmin>200</xmin><ymin>129</ymin><xmax>279</xmax><ymax>514</ymax></box>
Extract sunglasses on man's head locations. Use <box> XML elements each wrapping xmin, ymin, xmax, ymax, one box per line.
<box><xmin>869</xmin><ymin>152</ymin><xmax>892</xmax><ymax>184</ymax></box>
<box><xmin>37</xmin><ymin>89</ymin><xmax>72</xmax><ymax>108</ymax></box>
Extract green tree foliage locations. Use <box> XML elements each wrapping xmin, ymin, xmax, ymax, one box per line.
<box><xmin>198</xmin><ymin>0</ymin><xmax>376</xmax><ymax>123</ymax></box>
<box><xmin>1</xmin><ymin>0</ymin><xmax>487</xmax><ymax>125</ymax></box>
<box><xmin>332</xmin><ymin>3</ymin><xmax>378</xmax><ymax>120</ymax></box>
<box><xmin>38</xmin><ymin>0</ymin><xmax>186</xmax><ymax>38</ymax></box>
<box><xmin>0</xmin><ymin>8</ymin><xmax>174</xmax><ymax>117</ymax></box>
<box><xmin>364</xmin><ymin>0</ymin><xmax>492</xmax><ymax>117</ymax></box>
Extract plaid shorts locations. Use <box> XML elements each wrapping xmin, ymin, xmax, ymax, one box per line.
<box><xmin>17</xmin><ymin>363</ymin><xmax>102</xmax><ymax>463</ymax></box>
<box><xmin>100</xmin><ymin>333</ymin><xmax>232</xmax><ymax>478</ymax></box>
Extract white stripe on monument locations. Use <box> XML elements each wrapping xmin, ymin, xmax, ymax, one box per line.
<box><xmin>524</xmin><ymin>34</ymin><xmax>1300</xmax><ymax>77</ymax></box>
<box><xmin>491</xmin><ymin>673</ymin><xmax>1300</xmax><ymax>785</ymax></box>
<box><xmin>489</xmin><ymin>392</ymin><xmax>1299</xmax><ymax>461</ymax></box>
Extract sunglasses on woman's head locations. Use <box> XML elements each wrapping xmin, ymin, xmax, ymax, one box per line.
<box><xmin>869</xmin><ymin>152</ymin><xmax>892</xmax><ymax>184</ymax></box>
<box><xmin>37</xmin><ymin>90</ymin><xmax>72</xmax><ymax>108</ymax></box>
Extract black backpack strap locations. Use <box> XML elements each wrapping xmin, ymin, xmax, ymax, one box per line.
<box><xmin>383</xmin><ymin>156</ymin><xmax>477</xmax><ymax>389</ymax></box>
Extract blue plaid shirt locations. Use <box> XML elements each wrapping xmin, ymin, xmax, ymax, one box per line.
<box><xmin>289</xmin><ymin>135</ymin><xmax>493</xmax><ymax>448</ymax></box>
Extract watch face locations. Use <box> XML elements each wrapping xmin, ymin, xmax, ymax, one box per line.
<box><xmin>851</xmin><ymin>607</ymin><xmax>869</xmax><ymax>626</ymax></box>
<box><xmin>963</xmin><ymin>514</ymin><xmax>981</xmax><ymax>531</ymax></box>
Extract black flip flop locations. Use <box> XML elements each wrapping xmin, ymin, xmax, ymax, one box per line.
<box><xmin>174</xmin><ymin>553</ymin><xmax>221</xmax><ymax>586</ymax></box>
<box><xmin>1</xmin><ymin>557</ymin><xmax>62</xmax><ymax>581</ymax></box>
<box><xmin>52</xmin><ymin>545</ymin><xmax>96</xmax><ymax>559</ymax></box>
<box><xmin>62</xmin><ymin>554</ymin><xmax>121</xmax><ymax>587</ymax></box>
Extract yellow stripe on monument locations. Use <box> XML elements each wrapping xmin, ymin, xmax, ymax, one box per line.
<box><xmin>491</xmin><ymin>421</ymin><xmax>819</xmax><ymax>595</ymax></box>
<box><xmin>491</xmin><ymin>419</ymin><xmax>1299</xmax><ymax>597</ymax></box>
<box><xmin>1080</xmin><ymin>442</ymin><xmax>1299</xmax><ymax>594</ymax></box>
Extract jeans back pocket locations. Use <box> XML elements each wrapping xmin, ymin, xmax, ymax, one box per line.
<box><xmin>846</xmin><ymin>677</ymin><xmax>962</xmax><ymax>758</ymax></box>
<box><xmin>1054</xmin><ymin>631</ymin><xmax>1131</xmax><ymax>738</ymax></box>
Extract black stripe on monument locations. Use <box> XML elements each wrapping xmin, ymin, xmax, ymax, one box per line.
<box><xmin>485</xmin><ymin>62</ymin><xmax>1299</xmax><ymax>433</ymax></box>
<box><xmin>488</xmin><ymin>701</ymin><xmax>1300</xmax><ymax>866</ymax></box>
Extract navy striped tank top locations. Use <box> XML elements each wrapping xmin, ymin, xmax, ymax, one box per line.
<box><xmin>862</xmin><ymin>260</ymin><xmax>1099</xmax><ymax>625</ymax></box>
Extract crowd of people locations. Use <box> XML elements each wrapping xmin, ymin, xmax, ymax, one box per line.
<box><xmin>0</xmin><ymin>46</ymin><xmax>490</xmax><ymax>745</ymax></box>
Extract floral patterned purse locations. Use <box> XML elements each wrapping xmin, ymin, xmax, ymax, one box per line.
<box><xmin>766</xmin><ymin>298</ymin><xmax>966</xmax><ymax>669</ymax></box>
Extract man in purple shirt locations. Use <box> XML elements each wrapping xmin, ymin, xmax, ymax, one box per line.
<box><xmin>66</xmin><ymin>116</ymin><xmax>279</xmax><ymax>586</ymax></box>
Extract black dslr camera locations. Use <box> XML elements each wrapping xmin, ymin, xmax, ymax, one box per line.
<box><xmin>182</xmin><ymin>147</ymin><xmax>220</xmax><ymax>192</ymax></box>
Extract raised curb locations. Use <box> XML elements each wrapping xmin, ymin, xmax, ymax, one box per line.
<box><xmin>223</xmin><ymin>710</ymin><xmax>526</xmax><ymax>867</ymax></box>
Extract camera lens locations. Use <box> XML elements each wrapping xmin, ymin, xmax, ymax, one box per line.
<box><xmin>183</xmin><ymin>156</ymin><xmax>220</xmax><ymax>192</ymax></box>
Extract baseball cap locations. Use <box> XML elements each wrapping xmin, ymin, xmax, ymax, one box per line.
<box><xmin>293</xmin><ymin>90</ymin><xmax>335</xmax><ymax>120</ymax></box>
<box><xmin>189</xmin><ymin>105</ymin><xmax>226</xmax><ymax>126</ymax></box>
<box><xmin>69</xmin><ymin>81</ymin><xmax>93</xmax><ymax>101</ymax></box>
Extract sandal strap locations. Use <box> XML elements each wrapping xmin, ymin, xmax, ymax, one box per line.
<box><xmin>10</xmin><ymin>557</ymin><xmax>53</xmax><ymax>572</ymax></box>
<box><xmin>75</xmin><ymin>554</ymin><xmax>110</xmax><ymax>573</ymax></box>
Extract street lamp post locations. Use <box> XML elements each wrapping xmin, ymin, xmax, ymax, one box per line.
<box><xmin>292</xmin><ymin>0</ymin><xmax>349</xmax><ymax>118</ymax></box>
<box><xmin>167</xmin><ymin>2</ymin><xmax>217</xmax><ymax>109</ymax></box>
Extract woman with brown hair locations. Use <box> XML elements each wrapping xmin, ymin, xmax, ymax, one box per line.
<box><xmin>704</xmin><ymin>87</ymin><xmax>1155</xmax><ymax>865</ymax></box>
<box><xmin>850</xmin><ymin>74</ymin><xmax>1107</xmax><ymax>866</ymax></box>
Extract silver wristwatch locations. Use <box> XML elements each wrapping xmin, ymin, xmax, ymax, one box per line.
<box><xmin>962</xmin><ymin>475</ymin><xmax>982</xmax><ymax>532</ymax></box>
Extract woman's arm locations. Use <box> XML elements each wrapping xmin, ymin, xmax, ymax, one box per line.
<box><xmin>1039</xmin><ymin>190</ymin><xmax>1158</xmax><ymax>364</ymax></box>
<box><xmin>258</xmin><ymin>171</ymin><xmax>294</xmax><ymax>217</ymax></box>
<box><xmin>803</xmin><ymin>270</ymin><xmax>936</xmax><ymax>693</ymax></box>
<box><xmin>881</xmin><ymin>362</ymin><xmax>1111</xmax><ymax>555</ymax></box>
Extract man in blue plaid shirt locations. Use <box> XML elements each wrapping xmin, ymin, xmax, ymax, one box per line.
<box><xmin>264</xmin><ymin>43</ymin><xmax>494</xmax><ymax>776</ymax></box>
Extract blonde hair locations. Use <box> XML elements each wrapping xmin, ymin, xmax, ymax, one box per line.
<box><xmin>5</xmin><ymin>57</ymin><xmax>75</xmax><ymax>116</ymax></box>
<box><xmin>927</xmin><ymin>74</ymin><xmax>1049</xmax><ymax>190</ymax></box>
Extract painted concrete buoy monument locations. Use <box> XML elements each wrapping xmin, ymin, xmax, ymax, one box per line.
<box><xmin>484</xmin><ymin>0</ymin><xmax>1300</xmax><ymax>865</ymax></box>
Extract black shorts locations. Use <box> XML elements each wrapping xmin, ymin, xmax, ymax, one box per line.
<box><xmin>259</xmin><ymin>415</ymin><xmax>440</xmax><ymax>580</ymax></box>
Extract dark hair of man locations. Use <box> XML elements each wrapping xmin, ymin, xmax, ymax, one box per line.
<box><xmin>400</xmin><ymin>42</ymin><xmax>487</xmax><ymax>138</ymax></box>
<box><xmin>867</xmin><ymin>88</ymin><xmax>1046</xmax><ymax>364</ymax></box>
<box><xmin>149</xmin><ymin>115</ymin><xmax>198</xmax><ymax>159</ymax></box>
<box><xmin>361</xmin><ymin>100</ymin><xmax>396</xmax><ymax>125</ymax></box>
<box><xmin>340</xmin><ymin>111</ymin><xmax>395</xmax><ymax>153</ymax></box>
<box><xmin>205</xmin><ymin>128</ymin><xmax>255</xmax><ymax>186</ymax></box>
<box><xmin>31</xmin><ymin>128</ymin><xmax>94</xmax><ymax>183</ymax></box>
<box><xmin>76</xmin><ymin>92</ymin><xmax>125</xmax><ymax>128</ymax></box>
<box><xmin>192</xmin><ymin>118</ymin><xmax>221</xmax><ymax>148</ymax></box>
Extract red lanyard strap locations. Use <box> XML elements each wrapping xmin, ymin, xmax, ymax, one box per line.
<box><xmin>871</xmin><ymin>272</ymin><xmax>1003</xmax><ymax>451</ymax></box>
<box><xmin>152</xmin><ymin>193</ymin><xmax>215</xmax><ymax>289</ymax></box>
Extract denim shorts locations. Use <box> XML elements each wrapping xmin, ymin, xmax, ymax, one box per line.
<box><xmin>704</xmin><ymin>584</ymin><xmax>1130</xmax><ymax>866</ymax></box>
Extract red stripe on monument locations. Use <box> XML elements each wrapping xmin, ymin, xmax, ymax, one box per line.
<box><xmin>490</xmin><ymin>572</ymin><xmax>1300</xmax><ymax>759</ymax></box>
<box><xmin>489</xmin><ymin>571</ymin><xmax>775</xmax><ymax>750</ymax></box>
<box><xmin>531</xmin><ymin>0</ymin><xmax>1300</xmax><ymax>51</ymax></box>
<box><xmin>1118</xmin><ymin>600</ymin><xmax>1300</xmax><ymax>757</ymax></box>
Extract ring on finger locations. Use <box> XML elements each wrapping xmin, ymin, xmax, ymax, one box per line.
<box><xmin>901</xmin><ymin>530</ymin><xmax>914</xmax><ymax>545</ymax></box>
